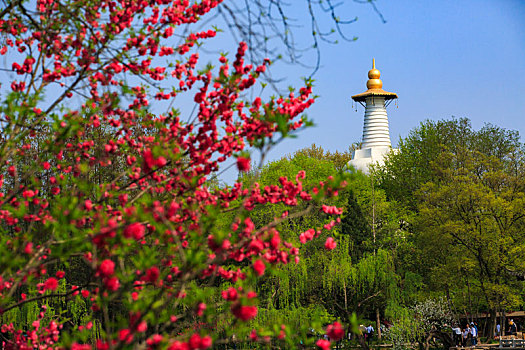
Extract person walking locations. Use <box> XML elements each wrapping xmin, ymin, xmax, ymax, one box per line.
<box><xmin>366</xmin><ymin>324</ymin><xmax>374</xmax><ymax>345</ymax></box>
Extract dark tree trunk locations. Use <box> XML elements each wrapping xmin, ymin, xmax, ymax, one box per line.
<box><xmin>376</xmin><ymin>308</ymin><xmax>382</xmax><ymax>339</ymax></box>
<box><xmin>433</xmin><ymin>330</ymin><xmax>455</xmax><ymax>350</ymax></box>
<box><xmin>424</xmin><ymin>333</ymin><xmax>433</xmax><ymax>350</ymax></box>
<box><xmin>357</xmin><ymin>334</ymin><xmax>370</xmax><ymax>350</ymax></box>
<box><xmin>488</xmin><ymin>308</ymin><xmax>497</xmax><ymax>339</ymax></box>
<box><xmin>503</xmin><ymin>313</ymin><xmax>507</xmax><ymax>336</ymax></box>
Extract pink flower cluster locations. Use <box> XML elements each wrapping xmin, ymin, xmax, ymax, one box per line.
<box><xmin>0</xmin><ymin>0</ymin><xmax>348</xmax><ymax>347</ymax></box>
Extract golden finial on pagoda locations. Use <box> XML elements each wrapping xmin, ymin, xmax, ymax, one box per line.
<box><xmin>367</xmin><ymin>58</ymin><xmax>382</xmax><ymax>89</ymax></box>
<box><xmin>351</xmin><ymin>58</ymin><xmax>398</xmax><ymax>102</ymax></box>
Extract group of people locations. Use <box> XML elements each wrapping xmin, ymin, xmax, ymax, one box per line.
<box><xmin>452</xmin><ymin>322</ymin><xmax>479</xmax><ymax>347</ymax></box>
<box><xmin>452</xmin><ymin>319</ymin><xmax>522</xmax><ymax>347</ymax></box>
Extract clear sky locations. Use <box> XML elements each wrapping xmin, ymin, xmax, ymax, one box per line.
<box><xmin>215</xmin><ymin>0</ymin><xmax>525</xmax><ymax>182</ymax></box>
<box><xmin>7</xmin><ymin>0</ymin><xmax>521</xmax><ymax>182</ymax></box>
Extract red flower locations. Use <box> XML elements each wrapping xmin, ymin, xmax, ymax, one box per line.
<box><xmin>236</xmin><ymin>156</ymin><xmax>251</xmax><ymax>172</ymax></box>
<box><xmin>270</xmin><ymin>234</ymin><xmax>281</xmax><ymax>248</ymax></box>
<box><xmin>105</xmin><ymin>277</ymin><xmax>120</xmax><ymax>291</ymax></box>
<box><xmin>123</xmin><ymin>222</ymin><xmax>146</xmax><ymax>240</ymax></box>
<box><xmin>99</xmin><ymin>259</ymin><xmax>115</xmax><ymax>277</ymax></box>
<box><xmin>24</xmin><ymin>242</ymin><xmax>33</xmax><ymax>255</ymax></box>
<box><xmin>142</xmin><ymin>149</ymin><xmax>155</xmax><ymax>171</ymax></box>
<box><xmin>316</xmin><ymin>339</ymin><xmax>331</xmax><ymax>350</ymax></box>
<box><xmin>188</xmin><ymin>333</ymin><xmax>201</xmax><ymax>349</ymax></box>
<box><xmin>156</xmin><ymin>156</ymin><xmax>167</xmax><ymax>167</ymax></box>
<box><xmin>324</xmin><ymin>237</ymin><xmax>337</xmax><ymax>250</ymax></box>
<box><xmin>322</xmin><ymin>205</ymin><xmax>343</xmax><ymax>215</ymax></box>
<box><xmin>144</xmin><ymin>266</ymin><xmax>160</xmax><ymax>282</ymax></box>
<box><xmin>200</xmin><ymin>336</ymin><xmax>212</xmax><ymax>349</ymax></box>
<box><xmin>197</xmin><ymin>302</ymin><xmax>206</xmax><ymax>316</ymax></box>
<box><xmin>44</xmin><ymin>277</ymin><xmax>59</xmax><ymax>291</ymax></box>
<box><xmin>221</xmin><ymin>287</ymin><xmax>238</xmax><ymax>301</ymax></box>
<box><xmin>163</xmin><ymin>26</ymin><xmax>174</xmax><ymax>38</ymax></box>
<box><xmin>119</xmin><ymin>328</ymin><xmax>133</xmax><ymax>344</ymax></box>
<box><xmin>22</xmin><ymin>190</ymin><xmax>35</xmax><ymax>198</ymax></box>
<box><xmin>252</xmin><ymin>260</ymin><xmax>265</xmax><ymax>276</ymax></box>
<box><xmin>167</xmin><ymin>341</ymin><xmax>187</xmax><ymax>350</ymax></box>
<box><xmin>231</xmin><ymin>304</ymin><xmax>257</xmax><ymax>321</ymax></box>
<box><xmin>56</xmin><ymin>270</ymin><xmax>65</xmax><ymax>279</ymax></box>
<box><xmin>146</xmin><ymin>334</ymin><xmax>163</xmax><ymax>346</ymax></box>
<box><xmin>137</xmin><ymin>321</ymin><xmax>147</xmax><ymax>333</ymax></box>
<box><xmin>84</xmin><ymin>200</ymin><xmax>93</xmax><ymax>210</ymax></box>
<box><xmin>326</xmin><ymin>321</ymin><xmax>345</xmax><ymax>341</ymax></box>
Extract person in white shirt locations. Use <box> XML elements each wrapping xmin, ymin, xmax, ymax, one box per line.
<box><xmin>470</xmin><ymin>322</ymin><xmax>478</xmax><ymax>346</ymax></box>
<box><xmin>463</xmin><ymin>325</ymin><xmax>470</xmax><ymax>347</ymax></box>
<box><xmin>452</xmin><ymin>326</ymin><xmax>462</xmax><ymax>346</ymax></box>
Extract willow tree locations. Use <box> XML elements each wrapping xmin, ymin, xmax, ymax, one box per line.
<box><xmin>242</xmin><ymin>147</ymin><xmax>409</xmax><ymax>343</ymax></box>
<box><xmin>240</xmin><ymin>150</ymin><xmax>349</xmax><ymax>328</ymax></box>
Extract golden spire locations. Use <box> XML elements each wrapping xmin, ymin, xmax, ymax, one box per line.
<box><xmin>366</xmin><ymin>58</ymin><xmax>382</xmax><ymax>90</ymax></box>
<box><xmin>351</xmin><ymin>58</ymin><xmax>398</xmax><ymax>102</ymax></box>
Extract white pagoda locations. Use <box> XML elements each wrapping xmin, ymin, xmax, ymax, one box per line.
<box><xmin>348</xmin><ymin>59</ymin><xmax>398</xmax><ymax>173</ymax></box>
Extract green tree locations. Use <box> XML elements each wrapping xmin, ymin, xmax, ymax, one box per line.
<box><xmin>341</xmin><ymin>190</ymin><xmax>371</xmax><ymax>262</ymax></box>
<box><xmin>292</xmin><ymin>143</ymin><xmax>354</xmax><ymax>172</ymax></box>
<box><xmin>377</xmin><ymin>118</ymin><xmax>521</xmax><ymax>211</ymax></box>
<box><xmin>416</xmin><ymin>148</ymin><xmax>525</xmax><ymax>336</ymax></box>
<box><xmin>375</xmin><ymin>117</ymin><xmax>525</xmax><ymax>337</ymax></box>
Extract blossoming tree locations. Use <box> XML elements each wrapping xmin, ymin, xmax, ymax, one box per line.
<box><xmin>0</xmin><ymin>0</ymin><xmax>348</xmax><ymax>348</ymax></box>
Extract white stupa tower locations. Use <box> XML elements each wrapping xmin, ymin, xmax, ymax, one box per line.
<box><xmin>348</xmin><ymin>59</ymin><xmax>398</xmax><ymax>173</ymax></box>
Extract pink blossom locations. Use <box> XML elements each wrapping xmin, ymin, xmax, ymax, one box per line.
<box><xmin>236</xmin><ymin>156</ymin><xmax>251</xmax><ymax>172</ymax></box>
<box><xmin>316</xmin><ymin>339</ymin><xmax>331</xmax><ymax>350</ymax></box>
<box><xmin>326</xmin><ymin>321</ymin><xmax>344</xmax><ymax>340</ymax></box>
<box><xmin>325</xmin><ymin>237</ymin><xmax>337</xmax><ymax>250</ymax></box>
<box><xmin>105</xmin><ymin>277</ymin><xmax>120</xmax><ymax>291</ymax></box>
<box><xmin>99</xmin><ymin>259</ymin><xmax>115</xmax><ymax>277</ymax></box>
<box><xmin>231</xmin><ymin>304</ymin><xmax>258</xmax><ymax>321</ymax></box>
<box><xmin>253</xmin><ymin>260</ymin><xmax>266</xmax><ymax>276</ymax></box>
<box><xmin>123</xmin><ymin>223</ymin><xmax>146</xmax><ymax>240</ymax></box>
<box><xmin>44</xmin><ymin>277</ymin><xmax>58</xmax><ymax>291</ymax></box>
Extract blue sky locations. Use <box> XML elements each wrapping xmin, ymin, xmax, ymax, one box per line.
<box><xmin>213</xmin><ymin>0</ymin><xmax>525</xmax><ymax>181</ymax></box>
<box><xmin>5</xmin><ymin>0</ymin><xmax>521</xmax><ymax>182</ymax></box>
